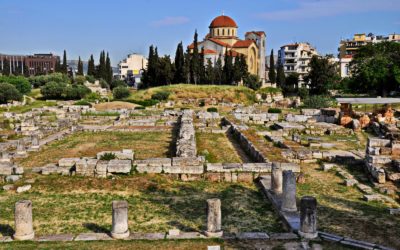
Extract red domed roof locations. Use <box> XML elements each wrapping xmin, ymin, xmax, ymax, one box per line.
<box><xmin>209</xmin><ymin>15</ymin><xmax>238</xmax><ymax>28</ymax></box>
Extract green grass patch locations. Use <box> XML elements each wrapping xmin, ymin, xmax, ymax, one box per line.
<box><xmin>196</xmin><ymin>132</ymin><xmax>242</xmax><ymax>163</ymax></box>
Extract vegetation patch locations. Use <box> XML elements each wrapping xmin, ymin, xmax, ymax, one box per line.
<box><xmin>16</xmin><ymin>131</ymin><xmax>174</xmax><ymax>168</ymax></box>
<box><xmin>196</xmin><ymin>132</ymin><xmax>242</xmax><ymax>163</ymax></box>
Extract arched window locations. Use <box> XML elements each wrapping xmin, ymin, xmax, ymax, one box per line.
<box><xmin>222</xmin><ymin>29</ymin><xmax>225</xmax><ymax>36</ymax></box>
<box><xmin>217</xmin><ymin>29</ymin><xmax>220</xmax><ymax>36</ymax></box>
<box><xmin>228</xmin><ymin>29</ymin><xmax>230</xmax><ymax>36</ymax></box>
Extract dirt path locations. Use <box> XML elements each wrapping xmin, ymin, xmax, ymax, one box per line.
<box><xmin>225</xmin><ymin>131</ymin><xmax>253</xmax><ymax>163</ymax></box>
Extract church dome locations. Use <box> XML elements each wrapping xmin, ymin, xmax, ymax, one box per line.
<box><xmin>209</xmin><ymin>15</ymin><xmax>238</xmax><ymax>28</ymax></box>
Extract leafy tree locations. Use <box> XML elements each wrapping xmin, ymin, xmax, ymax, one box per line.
<box><xmin>305</xmin><ymin>55</ymin><xmax>339</xmax><ymax>95</ymax></box>
<box><xmin>158</xmin><ymin>55</ymin><xmax>174</xmax><ymax>85</ymax></box>
<box><xmin>268</xmin><ymin>49</ymin><xmax>276</xmax><ymax>83</ymax></box>
<box><xmin>87</xmin><ymin>54</ymin><xmax>96</xmax><ymax>76</ymax></box>
<box><xmin>40</xmin><ymin>81</ymin><xmax>67</xmax><ymax>99</ymax></box>
<box><xmin>0</xmin><ymin>75</ymin><xmax>31</xmax><ymax>94</ymax></box>
<box><xmin>282</xmin><ymin>73</ymin><xmax>299</xmax><ymax>95</ymax></box>
<box><xmin>243</xmin><ymin>74</ymin><xmax>261</xmax><ymax>90</ymax></box>
<box><xmin>349</xmin><ymin>41</ymin><xmax>400</xmax><ymax>96</ymax></box>
<box><xmin>112</xmin><ymin>86</ymin><xmax>130</xmax><ymax>99</ymax></box>
<box><xmin>74</xmin><ymin>75</ymin><xmax>86</xmax><ymax>85</ymax></box>
<box><xmin>173</xmin><ymin>42</ymin><xmax>185</xmax><ymax>83</ymax></box>
<box><xmin>77</xmin><ymin>56</ymin><xmax>84</xmax><ymax>75</ymax></box>
<box><xmin>0</xmin><ymin>82</ymin><xmax>22</xmax><ymax>104</ymax></box>
<box><xmin>64</xmin><ymin>84</ymin><xmax>91</xmax><ymax>100</ymax></box>
<box><xmin>110</xmin><ymin>80</ymin><xmax>126</xmax><ymax>90</ymax></box>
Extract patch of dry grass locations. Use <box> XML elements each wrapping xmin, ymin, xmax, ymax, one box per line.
<box><xmin>196</xmin><ymin>132</ymin><xmax>242</xmax><ymax>163</ymax></box>
<box><xmin>297</xmin><ymin>164</ymin><xmax>400</xmax><ymax>249</ymax></box>
<box><xmin>16</xmin><ymin>131</ymin><xmax>173</xmax><ymax>168</ymax></box>
<box><xmin>94</xmin><ymin>101</ymin><xmax>138</xmax><ymax>111</ymax></box>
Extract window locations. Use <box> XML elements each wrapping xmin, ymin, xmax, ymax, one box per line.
<box><xmin>217</xmin><ymin>29</ymin><xmax>219</xmax><ymax>36</ymax></box>
<box><xmin>228</xmin><ymin>29</ymin><xmax>230</xmax><ymax>36</ymax></box>
<box><xmin>222</xmin><ymin>29</ymin><xmax>225</xmax><ymax>36</ymax></box>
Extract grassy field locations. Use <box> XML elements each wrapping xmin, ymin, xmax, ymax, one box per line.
<box><xmin>127</xmin><ymin>84</ymin><xmax>256</xmax><ymax>105</ymax></box>
<box><xmin>196</xmin><ymin>132</ymin><xmax>242</xmax><ymax>163</ymax></box>
<box><xmin>297</xmin><ymin>163</ymin><xmax>400</xmax><ymax>249</ymax></box>
<box><xmin>16</xmin><ymin>131</ymin><xmax>174</xmax><ymax>168</ymax></box>
<box><xmin>0</xmin><ymin>174</ymin><xmax>283</xmax><ymax>236</ymax></box>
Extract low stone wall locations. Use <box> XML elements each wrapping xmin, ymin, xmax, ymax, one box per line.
<box><xmin>176</xmin><ymin>110</ymin><xmax>197</xmax><ymax>158</ymax></box>
<box><xmin>223</xmin><ymin>118</ymin><xmax>267</xmax><ymax>163</ymax></box>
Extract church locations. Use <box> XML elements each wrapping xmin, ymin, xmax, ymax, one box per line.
<box><xmin>189</xmin><ymin>15</ymin><xmax>266</xmax><ymax>82</ymax></box>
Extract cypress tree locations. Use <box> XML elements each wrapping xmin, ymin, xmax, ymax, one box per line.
<box><xmin>214</xmin><ymin>56</ymin><xmax>223</xmax><ymax>85</ymax></box>
<box><xmin>77</xmin><ymin>56</ymin><xmax>84</xmax><ymax>75</ymax></box>
<box><xmin>62</xmin><ymin>50</ymin><xmax>67</xmax><ymax>74</ymax></box>
<box><xmin>276</xmin><ymin>63</ymin><xmax>286</xmax><ymax>88</ymax></box>
<box><xmin>190</xmin><ymin>30</ymin><xmax>200</xmax><ymax>84</ymax></box>
<box><xmin>2</xmin><ymin>59</ymin><xmax>10</xmax><ymax>76</ymax></box>
<box><xmin>87</xmin><ymin>54</ymin><xmax>95</xmax><ymax>76</ymax></box>
<box><xmin>173</xmin><ymin>42</ymin><xmax>185</xmax><ymax>83</ymax></box>
<box><xmin>105</xmin><ymin>52</ymin><xmax>112</xmax><ymax>84</ymax></box>
<box><xmin>268</xmin><ymin>49</ymin><xmax>276</xmax><ymax>83</ymax></box>
<box><xmin>223</xmin><ymin>49</ymin><xmax>234</xmax><ymax>84</ymax></box>
<box><xmin>183</xmin><ymin>47</ymin><xmax>191</xmax><ymax>84</ymax></box>
<box><xmin>199</xmin><ymin>47</ymin><xmax>206</xmax><ymax>84</ymax></box>
<box><xmin>205</xmin><ymin>59</ymin><xmax>215</xmax><ymax>84</ymax></box>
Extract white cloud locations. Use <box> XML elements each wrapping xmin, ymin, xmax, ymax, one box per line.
<box><xmin>150</xmin><ymin>16</ymin><xmax>190</xmax><ymax>27</ymax></box>
<box><xmin>257</xmin><ymin>0</ymin><xmax>400</xmax><ymax>21</ymax></box>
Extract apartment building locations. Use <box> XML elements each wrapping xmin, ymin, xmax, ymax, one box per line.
<box><xmin>338</xmin><ymin>33</ymin><xmax>400</xmax><ymax>77</ymax></box>
<box><xmin>278</xmin><ymin>42</ymin><xmax>318</xmax><ymax>84</ymax></box>
<box><xmin>118</xmin><ymin>54</ymin><xmax>147</xmax><ymax>86</ymax></box>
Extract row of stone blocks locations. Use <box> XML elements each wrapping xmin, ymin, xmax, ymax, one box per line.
<box><xmin>7</xmin><ymin>199</ymin><xmax>223</xmax><ymax>241</ymax></box>
<box><xmin>176</xmin><ymin>110</ymin><xmax>197</xmax><ymax>158</ymax></box>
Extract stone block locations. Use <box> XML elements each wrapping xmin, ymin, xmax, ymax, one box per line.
<box><xmin>363</xmin><ymin>194</ymin><xmax>383</xmax><ymax>202</ymax></box>
<box><xmin>0</xmin><ymin>164</ymin><xmax>13</xmax><ymax>175</ymax></box>
<box><xmin>236</xmin><ymin>232</ymin><xmax>269</xmax><ymax>240</ymax></box>
<box><xmin>368</xmin><ymin>138</ymin><xmax>391</xmax><ymax>147</ymax></box>
<box><xmin>5</xmin><ymin>175</ymin><xmax>20</xmax><ymax>183</ymax></box>
<box><xmin>269</xmin><ymin>233</ymin><xmax>298</xmax><ymax>240</ymax></box>
<box><xmin>344</xmin><ymin>179</ymin><xmax>358</xmax><ymax>187</ymax></box>
<box><xmin>172</xmin><ymin>157</ymin><xmax>203</xmax><ymax>167</ymax></box>
<box><xmin>367</xmin><ymin>147</ymin><xmax>380</xmax><ymax>155</ymax></box>
<box><xmin>322</xmin><ymin>163</ymin><xmax>336</xmax><ymax>171</ymax></box>
<box><xmin>58</xmin><ymin>158</ymin><xmax>80</xmax><ymax>168</ymax></box>
<box><xmin>3</xmin><ymin>184</ymin><xmax>14</xmax><ymax>191</ymax></box>
<box><xmin>107</xmin><ymin>160</ymin><xmax>132</xmax><ymax>174</ymax></box>
<box><xmin>367</xmin><ymin>155</ymin><xmax>392</xmax><ymax>165</ymax></box>
<box><xmin>206</xmin><ymin>163</ymin><xmax>224</xmax><ymax>172</ymax></box>
<box><xmin>37</xmin><ymin>234</ymin><xmax>74</xmax><ymax>242</ymax></box>
<box><xmin>75</xmin><ymin>233</ymin><xmax>112</xmax><ymax>241</ymax></box>
<box><xmin>380</xmin><ymin>147</ymin><xmax>392</xmax><ymax>155</ymax></box>
<box><xmin>13</xmin><ymin>166</ymin><xmax>24</xmax><ymax>175</ymax></box>
<box><xmin>16</xmin><ymin>185</ymin><xmax>31</xmax><ymax>193</ymax></box>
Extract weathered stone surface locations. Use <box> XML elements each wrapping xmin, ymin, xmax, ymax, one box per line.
<box><xmin>271</xmin><ymin>163</ymin><xmax>282</xmax><ymax>194</ymax></box>
<box><xmin>298</xmin><ymin>196</ymin><xmax>318</xmax><ymax>239</ymax></box>
<box><xmin>236</xmin><ymin>232</ymin><xmax>269</xmax><ymax>240</ymax></box>
<box><xmin>75</xmin><ymin>233</ymin><xmax>112</xmax><ymax>241</ymax></box>
<box><xmin>111</xmin><ymin>200</ymin><xmax>129</xmax><ymax>239</ymax></box>
<box><xmin>107</xmin><ymin>160</ymin><xmax>131</xmax><ymax>174</ymax></box>
<box><xmin>281</xmin><ymin>170</ymin><xmax>297</xmax><ymax>212</ymax></box>
<box><xmin>6</xmin><ymin>175</ymin><xmax>20</xmax><ymax>183</ymax></box>
<box><xmin>205</xmin><ymin>198</ymin><xmax>223</xmax><ymax>237</ymax></box>
<box><xmin>126</xmin><ymin>232</ymin><xmax>166</xmax><ymax>240</ymax></box>
<box><xmin>58</xmin><ymin>158</ymin><xmax>80</xmax><ymax>168</ymax></box>
<box><xmin>167</xmin><ymin>231</ymin><xmax>205</xmax><ymax>239</ymax></box>
<box><xmin>344</xmin><ymin>179</ymin><xmax>358</xmax><ymax>187</ymax></box>
<box><xmin>368</xmin><ymin>138</ymin><xmax>391</xmax><ymax>147</ymax></box>
<box><xmin>37</xmin><ymin>234</ymin><xmax>74</xmax><ymax>242</ymax></box>
<box><xmin>0</xmin><ymin>164</ymin><xmax>13</xmax><ymax>175</ymax></box>
<box><xmin>16</xmin><ymin>185</ymin><xmax>31</xmax><ymax>193</ymax></box>
<box><xmin>269</xmin><ymin>232</ymin><xmax>298</xmax><ymax>240</ymax></box>
<box><xmin>3</xmin><ymin>184</ymin><xmax>14</xmax><ymax>191</ymax></box>
<box><xmin>13</xmin><ymin>200</ymin><xmax>34</xmax><ymax>240</ymax></box>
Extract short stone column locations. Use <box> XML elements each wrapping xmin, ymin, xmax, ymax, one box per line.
<box><xmin>299</xmin><ymin>196</ymin><xmax>318</xmax><ymax>239</ymax></box>
<box><xmin>13</xmin><ymin>200</ymin><xmax>34</xmax><ymax>240</ymax></box>
<box><xmin>111</xmin><ymin>200</ymin><xmax>129</xmax><ymax>239</ymax></box>
<box><xmin>271</xmin><ymin>163</ymin><xmax>283</xmax><ymax>194</ymax></box>
<box><xmin>205</xmin><ymin>198</ymin><xmax>223</xmax><ymax>237</ymax></box>
<box><xmin>281</xmin><ymin>170</ymin><xmax>297</xmax><ymax>212</ymax></box>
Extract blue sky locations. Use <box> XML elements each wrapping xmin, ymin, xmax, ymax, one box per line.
<box><xmin>0</xmin><ymin>0</ymin><xmax>399</xmax><ymax>66</ymax></box>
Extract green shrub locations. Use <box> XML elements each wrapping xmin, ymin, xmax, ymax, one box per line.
<box><xmin>100</xmin><ymin>152</ymin><xmax>116</xmax><ymax>161</ymax></box>
<box><xmin>151</xmin><ymin>91</ymin><xmax>170</xmax><ymax>101</ymax></box>
<box><xmin>199</xmin><ymin>99</ymin><xmax>205</xmax><ymax>107</ymax></box>
<box><xmin>110</xmin><ymin>80</ymin><xmax>127</xmax><ymax>90</ymax></box>
<box><xmin>243</xmin><ymin>74</ymin><xmax>261</xmax><ymax>90</ymax></box>
<box><xmin>74</xmin><ymin>75</ymin><xmax>87</xmax><ymax>85</ymax></box>
<box><xmin>134</xmin><ymin>106</ymin><xmax>145</xmax><ymax>110</ymax></box>
<box><xmin>40</xmin><ymin>81</ymin><xmax>67</xmax><ymax>99</ymax></box>
<box><xmin>268</xmin><ymin>108</ymin><xmax>282</xmax><ymax>113</ymax></box>
<box><xmin>0</xmin><ymin>75</ymin><xmax>31</xmax><ymax>94</ymax></box>
<box><xmin>126</xmin><ymin>99</ymin><xmax>159</xmax><ymax>107</ymax></box>
<box><xmin>29</xmin><ymin>73</ymin><xmax>69</xmax><ymax>87</ymax></box>
<box><xmin>98</xmin><ymin>79</ymin><xmax>109</xmax><ymax>89</ymax></box>
<box><xmin>74</xmin><ymin>100</ymin><xmax>92</xmax><ymax>107</ymax></box>
<box><xmin>298</xmin><ymin>87</ymin><xmax>309</xmax><ymax>100</ymax></box>
<box><xmin>258</xmin><ymin>87</ymin><xmax>282</xmax><ymax>94</ymax></box>
<box><xmin>207</xmin><ymin>107</ymin><xmax>218</xmax><ymax>112</ymax></box>
<box><xmin>85</xmin><ymin>92</ymin><xmax>101</xmax><ymax>101</ymax></box>
<box><xmin>303</xmin><ymin>95</ymin><xmax>333</xmax><ymax>108</ymax></box>
<box><xmin>85</xmin><ymin>75</ymin><xmax>95</xmax><ymax>83</ymax></box>
<box><xmin>112</xmin><ymin>86</ymin><xmax>130</xmax><ymax>100</ymax></box>
<box><xmin>0</xmin><ymin>82</ymin><xmax>23</xmax><ymax>104</ymax></box>
<box><xmin>64</xmin><ymin>84</ymin><xmax>91</xmax><ymax>100</ymax></box>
